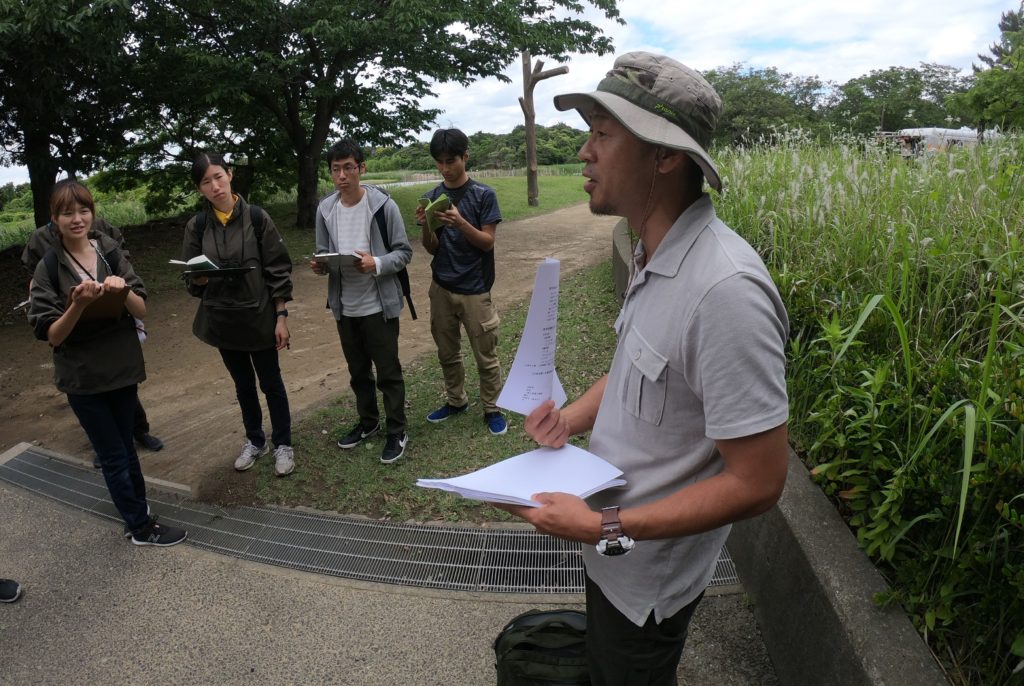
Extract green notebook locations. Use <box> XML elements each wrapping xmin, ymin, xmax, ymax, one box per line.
<box><xmin>418</xmin><ymin>194</ymin><xmax>451</xmax><ymax>231</ymax></box>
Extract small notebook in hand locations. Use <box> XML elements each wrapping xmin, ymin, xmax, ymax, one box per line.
<box><xmin>171</xmin><ymin>255</ymin><xmax>254</xmax><ymax>278</ymax></box>
<box><xmin>66</xmin><ymin>287</ymin><xmax>130</xmax><ymax>322</ymax></box>
<box><xmin>416</xmin><ymin>443</ymin><xmax>626</xmax><ymax>507</ymax></box>
<box><xmin>169</xmin><ymin>254</ymin><xmax>220</xmax><ymax>271</ymax></box>
<box><xmin>418</xmin><ymin>194</ymin><xmax>451</xmax><ymax>232</ymax></box>
<box><xmin>312</xmin><ymin>251</ymin><xmax>362</xmax><ymax>267</ymax></box>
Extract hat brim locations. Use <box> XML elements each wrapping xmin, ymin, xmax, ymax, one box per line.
<box><xmin>554</xmin><ymin>91</ymin><xmax>722</xmax><ymax>192</ymax></box>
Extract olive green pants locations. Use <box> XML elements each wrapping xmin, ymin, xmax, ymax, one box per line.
<box><xmin>428</xmin><ymin>280</ymin><xmax>502</xmax><ymax>413</ymax></box>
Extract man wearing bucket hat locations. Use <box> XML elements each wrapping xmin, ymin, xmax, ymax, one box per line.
<box><xmin>501</xmin><ymin>52</ymin><xmax>790</xmax><ymax>683</ymax></box>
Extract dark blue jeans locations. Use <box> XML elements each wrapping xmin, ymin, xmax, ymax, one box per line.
<box><xmin>218</xmin><ymin>347</ymin><xmax>292</xmax><ymax>447</ymax></box>
<box><xmin>67</xmin><ymin>385</ymin><xmax>149</xmax><ymax>531</ymax></box>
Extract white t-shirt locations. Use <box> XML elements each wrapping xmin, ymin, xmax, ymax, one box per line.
<box><xmin>331</xmin><ymin>192</ymin><xmax>381</xmax><ymax>317</ymax></box>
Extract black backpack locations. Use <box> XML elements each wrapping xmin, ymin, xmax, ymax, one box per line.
<box><xmin>193</xmin><ymin>204</ymin><xmax>267</xmax><ymax>254</ymax></box>
<box><xmin>494</xmin><ymin>609</ymin><xmax>590</xmax><ymax>685</ymax></box>
<box><xmin>370</xmin><ymin>203</ymin><xmax>416</xmax><ymax>320</ymax></box>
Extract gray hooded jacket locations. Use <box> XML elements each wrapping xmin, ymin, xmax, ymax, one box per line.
<box><xmin>314</xmin><ymin>184</ymin><xmax>412</xmax><ymax>321</ymax></box>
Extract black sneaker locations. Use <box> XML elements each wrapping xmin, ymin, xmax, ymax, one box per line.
<box><xmin>337</xmin><ymin>421</ymin><xmax>381</xmax><ymax>449</ymax></box>
<box><xmin>380</xmin><ymin>432</ymin><xmax>408</xmax><ymax>464</ymax></box>
<box><xmin>135</xmin><ymin>433</ymin><xmax>164</xmax><ymax>451</ymax></box>
<box><xmin>0</xmin><ymin>579</ymin><xmax>22</xmax><ymax>603</ymax></box>
<box><xmin>123</xmin><ymin>504</ymin><xmax>153</xmax><ymax>538</ymax></box>
<box><xmin>130</xmin><ymin>516</ymin><xmax>187</xmax><ymax>547</ymax></box>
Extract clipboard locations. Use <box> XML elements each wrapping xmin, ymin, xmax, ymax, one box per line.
<box><xmin>66</xmin><ymin>287</ymin><xmax>130</xmax><ymax>322</ymax></box>
<box><xmin>182</xmin><ymin>266</ymin><xmax>255</xmax><ymax>279</ymax></box>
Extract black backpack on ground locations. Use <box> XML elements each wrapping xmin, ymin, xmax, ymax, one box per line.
<box><xmin>494</xmin><ymin>609</ymin><xmax>590</xmax><ymax>685</ymax></box>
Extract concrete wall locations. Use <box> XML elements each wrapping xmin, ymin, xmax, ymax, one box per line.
<box><xmin>729</xmin><ymin>453</ymin><xmax>947</xmax><ymax>685</ymax></box>
<box><xmin>611</xmin><ymin>218</ymin><xmax>631</xmax><ymax>301</ymax></box>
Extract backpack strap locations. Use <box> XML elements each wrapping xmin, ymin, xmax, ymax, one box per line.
<box><xmin>194</xmin><ymin>204</ymin><xmax>265</xmax><ymax>255</ymax></box>
<box><xmin>43</xmin><ymin>248</ymin><xmax>59</xmax><ymax>291</ymax></box>
<box><xmin>373</xmin><ymin>204</ymin><xmax>417</xmax><ymax>320</ymax></box>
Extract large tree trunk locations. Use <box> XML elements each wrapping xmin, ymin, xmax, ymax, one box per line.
<box><xmin>24</xmin><ymin>129</ymin><xmax>59</xmax><ymax>229</ymax></box>
<box><xmin>295</xmin><ymin>150</ymin><xmax>320</xmax><ymax>229</ymax></box>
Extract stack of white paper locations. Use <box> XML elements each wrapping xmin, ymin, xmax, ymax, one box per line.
<box><xmin>497</xmin><ymin>258</ymin><xmax>567</xmax><ymax>415</ymax></box>
<box><xmin>416</xmin><ymin>444</ymin><xmax>625</xmax><ymax>507</ymax></box>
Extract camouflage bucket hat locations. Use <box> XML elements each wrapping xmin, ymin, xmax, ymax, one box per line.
<box><xmin>554</xmin><ymin>51</ymin><xmax>723</xmax><ymax>192</ymax></box>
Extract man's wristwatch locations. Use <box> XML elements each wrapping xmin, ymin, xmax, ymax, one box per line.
<box><xmin>595</xmin><ymin>506</ymin><xmax>635</xmax><ymax>557</ymax></box>
<box><xmin>276</xmin><ymin>309</ymin><xmax>288</xmax><ymax>317</ymax></box>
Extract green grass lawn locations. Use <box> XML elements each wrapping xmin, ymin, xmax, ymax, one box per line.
<box><xmin>252</xmin><ymin>260</ymin><xmax>619</xmax><ymax>522</ymax></box>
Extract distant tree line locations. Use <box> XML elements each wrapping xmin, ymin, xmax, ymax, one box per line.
<box><xmin>368</xmin><ymin>124</ymin><xmax>589</xmax><ymax>172</ymax></box>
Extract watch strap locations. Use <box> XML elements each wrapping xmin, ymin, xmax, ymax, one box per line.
<box><xmin>600</xmin><ymin>506</ymin><xmax>623</xmax><ymax>543</ymax></box>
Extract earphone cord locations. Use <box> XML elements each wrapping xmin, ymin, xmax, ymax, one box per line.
<box><xmin>628</xmin><ymin>151</ymin><xmax>662</xmax><ymax>277</ymax></box>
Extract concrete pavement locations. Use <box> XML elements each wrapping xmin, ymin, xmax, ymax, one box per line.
<box><xmin>0</xmin><ymin>481</ymin><xmax>777</xmax><ymax>685</ymax></box>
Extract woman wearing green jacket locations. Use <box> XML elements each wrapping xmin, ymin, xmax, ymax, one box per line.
<box><xmin>28</xmin><ymin>180</ymin><xmax>185</xmax><ymax>546</ymax></box>
<box><xmin>181</xmin><ymin>153</ymin><xmax>295</xmax><ymax>476</ymax></box>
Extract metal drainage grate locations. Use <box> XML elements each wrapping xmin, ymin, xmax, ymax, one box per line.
<box><xmin>0</xmin><ymin>446</ymin><xmax>740</xmax><ymax>593</ymax></box>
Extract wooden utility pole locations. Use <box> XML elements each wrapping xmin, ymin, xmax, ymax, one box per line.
<box><xmin>519</xmin><ymin>51</ymin><xmax>568</xmax><ymax>206</ymax></box>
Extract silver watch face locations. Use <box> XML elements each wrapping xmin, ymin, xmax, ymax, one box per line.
<box><xmin>596</xmin><ymin>536</ymin><xmax>635</xmax><ymax>556</ymax></box>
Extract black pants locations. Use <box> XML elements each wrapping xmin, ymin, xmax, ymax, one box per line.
<box><xmin>133</xmin><ymin>396</ymin><xmax>150</xmax><ymax>437</ymax></box>
<box><xmin>68</xmin><ymin>385</ymin><xmax>149</xmax><ymax>530</ymax></box>
<box><xmin>218</xmin><ymin>347</ymin><xmax>292</xmax><ymax>447</ymax></box>
<box><xmin>336</xmin><ymin>313</ymin><xmax>406</xmax><ymax>434</ymax></box>
<box><xmin>585</xmin><ymin>575</ymin><xmax>704</xmax><ymax>686</ymax></box>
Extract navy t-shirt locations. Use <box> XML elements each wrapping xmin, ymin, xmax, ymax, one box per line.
<box><xmin>425</xmin><ymin>179</ymin><xmax>502</xmax><ymax>295</ymax></box>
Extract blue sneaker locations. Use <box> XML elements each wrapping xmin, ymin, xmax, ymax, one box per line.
<box><xmin>426</xmin><ymin>403</ymin><xmax>468</xmax><ymax>423</ymax></box>
<box><xmin>484</xmin><ymin>412</ymin><xmax>507</xmax><ymax>436</ymax></box>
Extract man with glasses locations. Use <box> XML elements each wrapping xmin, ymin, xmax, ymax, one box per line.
<box><xmin>310</xmin><ymin>138</ymin><xmax>413</xmax><ymax>464</ymax></box>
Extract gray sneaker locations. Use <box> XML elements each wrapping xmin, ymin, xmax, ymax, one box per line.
<box><xmin>234</xmin><ymin>440</ymin><xmax>268</xmax><ymax>471</ymax></box>
<box><xmin>274</xmin><ymin>445</ymin><xmax>295</xmax><ymax>477</ymax></box>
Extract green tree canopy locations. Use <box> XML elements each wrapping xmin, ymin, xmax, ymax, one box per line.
<box><xmin>127</xmin><ymin>0</ymin><xmax>620</xmax><ymax>227</ymax></box>
<box><xmin>0</xmin><ymin>0</ymin><xmax>139</xmax><ymax>226</ymax></box>
<box><xmin>952</xmin><ymin>3</ymin><xmax>1024</xmax><ymax>131</ymax></box>
<box><xmin>368</xmin><ymin>123</ymin><xmax>587</xmax><ymax>172</ymax></box>
<box><xmin>823</xmin><ymin>64</ymin><xmax>967</xmax><ymax>135</ymax></box>
<box><xmin>702</xmin><ymin>64</ymin><xmax>825</xmax><ymax>145</ymax></box>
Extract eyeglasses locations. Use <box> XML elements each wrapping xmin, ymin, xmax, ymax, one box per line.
<box><xmin>332</xmin><ymin>164</ymin><xmax>360</xmax><ymax>175</ymax></box>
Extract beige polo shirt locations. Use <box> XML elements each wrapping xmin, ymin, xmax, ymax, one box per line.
<box><xmin>584</xmin><ymin>194</ymin><xmax>790</xmax><ymax>627</ymax></box>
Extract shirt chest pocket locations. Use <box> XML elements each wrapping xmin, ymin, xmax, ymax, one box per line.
<box><xmin>620</xmin><ymin>327</ymin><xmax>668</xmax><ymax>425</ymax></box>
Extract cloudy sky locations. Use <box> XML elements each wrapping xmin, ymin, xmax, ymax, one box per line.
<box><xmin>420</xmin><ymin>0</ymin><xmax>1017</xmax><ymax>138</ymax></box>
<box><xmin>0</xmin><ymin>0</ymin><xmax>1016</xmax><ymax>185</ymax></box>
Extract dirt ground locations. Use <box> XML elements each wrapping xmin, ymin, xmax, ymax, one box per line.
<box><xmin>0</xmin><ymin>203</ymin><xmax>619</xmax><ymax>498</ymax></box>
